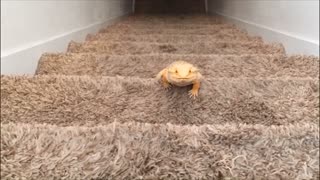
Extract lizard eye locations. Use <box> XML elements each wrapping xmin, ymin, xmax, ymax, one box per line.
<box><xmin>175</xmin><ymin>70</ymin><xmax>178</xmax><ymax>73</ymax></box>
<box><xmin>189</xmin><ymin>69</ymin><xmax>192</xmax><ymax>73</ymax></box>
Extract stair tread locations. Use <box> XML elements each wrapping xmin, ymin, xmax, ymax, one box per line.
<box><xmin>98</xmin><ymin>26</ymin><xmax>246</xmax><ymax>35</ymax></box>
<box><xmin>100</xmin><ymin>23</ymin><xmax>238</xmax><ymax>30</ymax></box>
<box><xmin>116</xmin><ymin>21</ymin><xmax>225</xmax><ymax>25</ymax></box>
<box><xmin>120</xmin><ymin>15</ymin><xmax>226</xmax><ymax>24</ymax></box>
<box><xmin>109</xmin><ymin>22</ymin><xmax>235</xmax><ymax>29</ymax></box>
<box><xmin>86</xmin><ymin>33</ymin><xmax>262</xmax><ymax>43</ymax></box>
<box><xmin>1</xmin><ymin>75</ymin><xmax>318</xmax><ymax>127</ymax></box>
<box><xmin>36</xmin><ymin>53</ymin><xmax>319</xmax><ymax>78</ymax></box>
<box><xmin>67</xmin><ymin>41</ymin><xmax>285</xmax><ymax>55</ymax></box>
<box><xmin>2</xmin><ymin>121</ymin><xmax>318</xmax><ymax>179</ymax></box>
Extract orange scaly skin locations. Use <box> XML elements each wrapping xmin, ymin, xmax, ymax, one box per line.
<box><xmin>156</xmin><ymin>60</ymin><xmax>202</xmax><ymax>98</ymax></box>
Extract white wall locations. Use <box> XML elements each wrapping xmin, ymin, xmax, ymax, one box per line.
<box><xmin>208</xmin><ymin>0</ymin><xmax>319</xmax><ymax>55</ymax></box>
<box><xmin>1</xmin><ymin>0</ymin><xmax>133</xmax><ymax>75</ymax></box>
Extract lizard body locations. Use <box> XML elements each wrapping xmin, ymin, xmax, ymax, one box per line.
<box><xmin>156</xmin><ymin>60</ymin><xmax>202</xmax><ymax>98</ymax></box>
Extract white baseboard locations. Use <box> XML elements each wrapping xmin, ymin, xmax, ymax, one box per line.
<box><xmin>210</xmin><ymin>12</ymin><xmax>319</xmax><ymax>56</ymax></box>
<box><xmin>1</xmin><ymin>13</ymin><xmax>131</xmax><ymax>75</ymax></box>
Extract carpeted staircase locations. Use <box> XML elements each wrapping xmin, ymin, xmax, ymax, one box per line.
<box><xmin>1</xmin><ymin>14</ymin><xmax>319</xmax><ymax>179</ymax></box>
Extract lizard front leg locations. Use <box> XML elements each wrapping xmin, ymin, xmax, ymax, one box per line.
<box><xmin>161</xmin><ymin>72</ymin><xmax>171</xmax><ymax>89</ymax></box>
<box><xmin>189</xmin><ymin>80</ymin><xmax>200</xmax><ymax>98</ymax></box>
<box><xmin>157</xmin><ymin>69</ymin><xmax>171</xmax><ymax>89</ymax></box>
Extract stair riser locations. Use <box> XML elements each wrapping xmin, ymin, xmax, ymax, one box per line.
<box><xmin>67</xmin><ymin>41</ymin><xmax>285</xmax><ymax>55</ymax></box>
<box><xmin>36</xmin><ymin>54</ymin><xmax>319</xmax><ymax>78</ymax></box>
<box><xmin>1</xmin><ymin>76</ymin><xmax>318</xmax><ymax>127</ymax></box>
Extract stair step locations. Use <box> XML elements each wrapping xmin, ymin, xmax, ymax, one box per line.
<box><xmin>98</xmin><ymin>26</ymin><xmax>245</xmax><ymax>35</ymax></box>
<box><xmin>124</xmin><ymin>14</ymin><xmax>223</xmax><ymax>19</ymax></box>
<box><xmin>36</xmin><ymin>53</ymin><xmax>319</xmax><ymax>78</ymax></box>
<box><xmin>100</xmin><ymin>23</ymin><xmax>238</xmax><ymax>32</ymax></box>
<box><xmin>2</xmin><ymin>121</ymin><xmax>318</xmax><ymax>179</ymax></box>
<box><xmin>116</xmin><ymin>20</ymin><xmax>225</xmax><ymax>25</ymax></box>
<box><xmin>2</xmin><ymin>75</ymin><xmax>318</xmax><ymax>127</ymax></box>
<box><xmin>85</xmin><ymin>33</ymin><xmax>262</xmax><ymax>43</ymax></box>
<box><xmin>120</xmin><ymin>14</ymin><xmax>226</xmax><ymax>24</ymax></box>
<box><xmin>67</xmin><ymin>41</ymin><xmax>285</xmax><ymax>55</ymax></box>
<box><xmin>109</xmin><ymin>22</ymin><xmax>235</xmax><ymax>30</ymax></box>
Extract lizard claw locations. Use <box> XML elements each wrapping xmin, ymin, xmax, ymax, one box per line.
<box><xmin>188</xmin><ymin>89</ymin><xmax>199</xmax><ymax>99</ymax></box>
<box><xmin>162</xmin><ymin>82</ymin><xmax>172</xmax><ymax>90</ymax></box>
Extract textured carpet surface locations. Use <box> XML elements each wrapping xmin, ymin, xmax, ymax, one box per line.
<box><xmin>98</xmin><ymin>24</ymin><xmax>245</xmax><ymax>35</ymax></box>
<box><xmin>67</xmin><ymin>41</ymin><xmax>285</xmax><ymax>55</ymax></box>
<box><xmin>36</xmin><ymin>53</ymin><xmax>319</xmax><ymax>78</ymax></box>
<box><xmin>118</xmin><ymin>14</ymin><xmax>226</xmax><ymax>24</ymax></box>
<box><xmin>86</xmin><ymin>33</ymin><xmax>263</xmax><ymax>43</ymax></box>
<box><xmin>106</xmin><ymin>23</ymin><xmax>236</xmax><ymax>29</ymax></box>
<box><xmin>2</xmin><ymin>122</ymin><xmax>319</xmax><ymax>179</ymax></box>
<box><xmin>1</xmin><ymin>14</ymin><xmax>319</xmax><ymax>179</ymax></box>
<box><xmin>2</xmin><ymin>75</ymin><xmax>318</xmax><ymax>127</ymax></box>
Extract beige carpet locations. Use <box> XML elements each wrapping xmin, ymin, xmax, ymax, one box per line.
<box><xmin>1</xmin><ymin>14</ymin><xmax>319</xmax><ymax>179</ymax></box>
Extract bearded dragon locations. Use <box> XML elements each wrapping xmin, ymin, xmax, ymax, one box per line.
<box><xmin>156</xmin><ymin>60</ymin><xmax>202</xmax><ymax>98</ymax></box>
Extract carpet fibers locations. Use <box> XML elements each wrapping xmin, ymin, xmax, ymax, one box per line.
<box><xmin>1</xmin><ymin>14</ymin><xmax>319</xmax><ymax>179</ymax></box>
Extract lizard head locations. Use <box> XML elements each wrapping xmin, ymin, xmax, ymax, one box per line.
<box><xmin>167</xmin><ymin>61</ymin><xmax>200</xmax><ymax>82</ymax></box>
